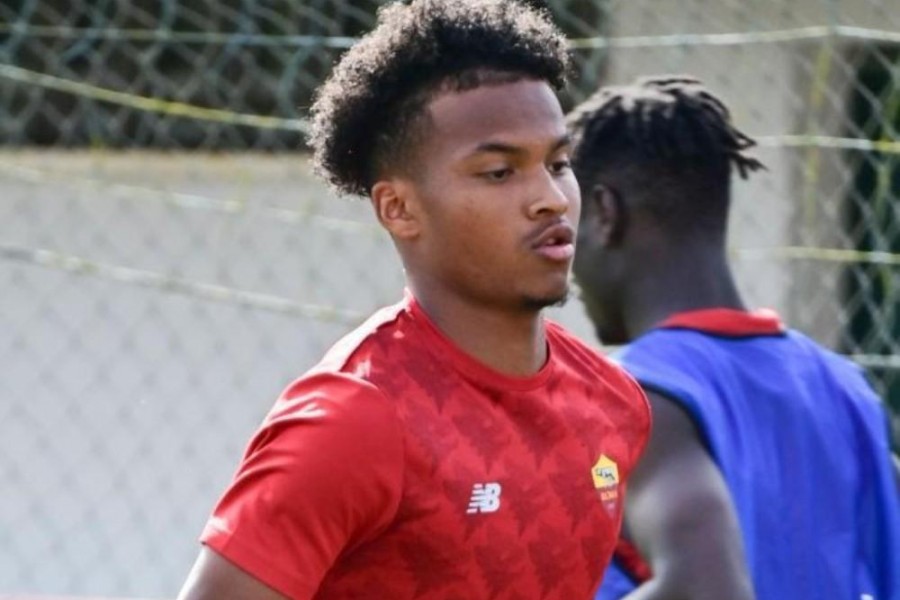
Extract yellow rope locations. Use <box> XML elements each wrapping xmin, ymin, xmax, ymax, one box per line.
<box><xmin>0</xmin><ymin>63</ymin><xmax>309</xmax><ymax>133</ymax></box>
<box><xmin>2</xmin><ymin>62</ymin><xmax>899</xmax><ymax>154</ymax></box>
<box><xmin>732</xmin><ymin>246</ymin><xmax>900</xmax><ymax>266</ymax></box>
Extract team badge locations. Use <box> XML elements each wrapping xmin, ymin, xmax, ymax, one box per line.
<box><xmin>591</xmin><ymin>454</ymin><xmax>620</xmax><ymax>516</ymax></box>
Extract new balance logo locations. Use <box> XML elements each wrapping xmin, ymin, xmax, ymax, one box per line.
<box><xmin>467</xmin><ymin>482</ymin><xmax>502</xmax><ymax>514</ymax></box>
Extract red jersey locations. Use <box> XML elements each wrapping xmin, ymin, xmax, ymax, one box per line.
<box><xmin>201</xmin><ymin>293</ymin><xmax>650</xmax><ymax>599</ymax></box>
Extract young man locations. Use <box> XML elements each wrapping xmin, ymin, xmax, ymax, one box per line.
<box><xmin>568</xmin><ymin>75</ymin><xmax>900</xmax><ymax>600</ymax></box>
<box><xmin>177</xmin><ymin>2</ymin><xmax>651</xmax><ymax>599</ymax></box>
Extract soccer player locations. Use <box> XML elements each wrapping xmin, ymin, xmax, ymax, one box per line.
<box><xmin>568</xmin><ymin>75</ymin><xmax>900</xmax><ymax>600</ymax></box>
<box><xmin>176</xmin><ymin>2</ymin><xmax>651</xmax><ymax>599</ymax></box>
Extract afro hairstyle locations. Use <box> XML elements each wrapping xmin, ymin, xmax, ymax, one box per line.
<box><xmin>309</xmin><ymin>0</ymin><xmax>571</xmax><ymax>197</ymax></box>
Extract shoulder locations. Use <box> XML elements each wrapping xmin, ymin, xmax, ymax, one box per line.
<box><xmin>617</xmin><ymin>329</ymin><xmax>731</xmax><ymax>401</ymax></box>
<box><xmin>547</xmin><ymin>321</ymin><xmax>645</xmax><ymax>397</ymax></box>
<box><xmin>784</xmin><ymin>330</ymin><xmax>886</xmax><ymax>411</ymax></box>
<box><xmin>268</xmin><ymin>370</ymin><xmax>399</xmax><ymax>429</ymax></box>
<box><xmin>314</xmin><ymin>297</ymin><xmax>414</xmax><ymax>375</ymax></box>
<box><xmin>546</xmin><ymin>321</ymin><xmax>651</xmax><ymax>451</ymax></box>
<box><xmin>252</xmin><ymin>371</ymin><xmax>403</xmax><ymax>465</ymax></box>
<box><xmin>545</xmin><ymin>319</ymin><xmax>623</xmax><ymax>377</ymax></box>
<box><xmin>621</xmin><ymin>328</ymin><xmax>714</xmax><ymax>366</ymax></box>
<box><xmin>235</xmin><ymin>371</ymin><xmax>406</xmax><ymax>518</ymax></box>
<box><xmin>786</xmin><ymin>329</ymin><xmax>867</xmax><ymax>376</ymax></box>
<box><xmin>204</xmin><ymin>375</ymin><xmax>406</xmax><ymax>597</ymax></box>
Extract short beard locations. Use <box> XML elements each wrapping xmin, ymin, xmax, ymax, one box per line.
<box><xmin>520</xmin><ymin>286</ymin><xmax>570</xmax><ymax>311</ymax></box>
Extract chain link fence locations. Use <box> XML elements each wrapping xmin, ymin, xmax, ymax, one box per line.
<box><xmin>1</xmin><ymin>0</ymin><xmax>899</xmax><ymax>597</ymax></box>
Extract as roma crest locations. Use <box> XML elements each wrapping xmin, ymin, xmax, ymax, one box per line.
<box><xmin>591</xmin><ymin>454</ymin><xmax>620</xmax><ymax>516</ymax></box>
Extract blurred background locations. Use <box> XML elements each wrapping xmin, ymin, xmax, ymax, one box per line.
<box><xmin>1</xmin><ymin>0</ymin><xmax>898</xmax><ymax>597</ymax></box>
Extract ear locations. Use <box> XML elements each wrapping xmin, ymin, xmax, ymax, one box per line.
<box><xmin>370</xmin><ymin>179</ymin><xmax>422</xmax><ymax>240</ymax></box>
<box><xmin>589</xmin><ymin>183</ymin><xmax>626</xmax><ymax>247</ymax></box>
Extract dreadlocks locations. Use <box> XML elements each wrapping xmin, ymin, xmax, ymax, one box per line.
<box><xmin>569</xmin><ymin>75</ymin><xmax>764</xmax><ymax>179</ymax></box>
<box><xmin>568</xmin><ymin>75</ymin><xmax>765</xmax><ymax>234</ymax></box>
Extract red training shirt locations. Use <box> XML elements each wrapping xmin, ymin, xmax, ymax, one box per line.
<box><xmin>201</xmin><ymin>293</ymin><xmax>650</xmax><ymax>599</ymax></box>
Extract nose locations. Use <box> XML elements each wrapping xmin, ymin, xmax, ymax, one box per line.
<box><xmin>526</xmin><ymin>169</ymin><xmax>575</xmax><ymax>220</ymax></box>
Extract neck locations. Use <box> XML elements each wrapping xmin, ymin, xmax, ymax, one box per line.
<box><xmin>407</xmin><ymin>279</ymin><xmax>548</xmax><ymax>377</ymax></box>
<box><xmin>621</xmin><ymin>240</ymin><xmax>744</xmax><ymax>340</ymax></box>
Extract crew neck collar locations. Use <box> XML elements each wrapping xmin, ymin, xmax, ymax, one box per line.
<box><xmin>404</xmin><ymin>292</ymin><xmax>556</xmax><ymax>391</ymax></box>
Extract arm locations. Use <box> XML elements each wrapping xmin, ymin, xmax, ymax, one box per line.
<box><xmin>178</xmin><ymin>547</ymin><xmax>291</xmax><ymax>600</ymax></box>
<box><xmin>177</xmin><ymin>373</ymin><xmax>404</xmax><ymax>600</ymax></box>
<box><xmin>893</xmin><ymin>453</ymin><xmax>900</xmax><ymax>499</ymax></box>
<box><xmin>621</xmin><ymin>390</ymin><xmax>755</xmax><ymax>600</ymax></box>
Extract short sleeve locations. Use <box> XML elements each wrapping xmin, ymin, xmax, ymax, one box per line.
<box><xmin>200</xmin><ymin>372</ymin><xmax>404</xmax><ymax>599</ymax></box>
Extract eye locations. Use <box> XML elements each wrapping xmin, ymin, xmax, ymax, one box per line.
<box><xmin>481</xmin><ymin>168</ymin><xmax>513</xmax><ymax>182</ymax></box>
<box><xmin>548</xmin><ymin>159</ymin><xmax>572</xmax><ymax>175</ymax></box>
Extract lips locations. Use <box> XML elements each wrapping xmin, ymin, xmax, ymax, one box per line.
<box><xmin>531</xmin><ymin>222</ymin><xmax>575</xmax><ymax>262</ymax></box>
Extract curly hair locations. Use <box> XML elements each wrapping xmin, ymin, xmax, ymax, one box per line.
<box><xmin>309</xmin><ymin>0</ymin><xmax>571</xmax><ymax>197</ymax></box>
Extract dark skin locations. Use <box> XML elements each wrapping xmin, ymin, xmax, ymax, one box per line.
<box><xmin>574</xmin><ymin>180</ymin><xmax>755</xmax><ymax>600</ymax></box>
<box><xmin>579</xmin><ymin>178</ymin><xmax>900</xmax><ymax>600</ymax></box>
<box><xmin>622</xmin><ymin>394</ymin><xmax>752</xmax><ymax>600</ymax></box>
<box><xmin>178</xmin><ymin>77</ymin><xmax>580</xmax><ymax>600</ymax></box>
<box><xmin>895</xmin><ymin>453</ymin><xmax>900</xmax><ymax>497</ymax></box>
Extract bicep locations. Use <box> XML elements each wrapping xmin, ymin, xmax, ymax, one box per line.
<box><xmin>623</xmin><ymin>390</ymin><xmax>753</xmax><ymax>600</ymax></box>
<box><xmin>178</xmin><ymin>547</ymin><xmax>293</xmax><ymax>600</ymax></box>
